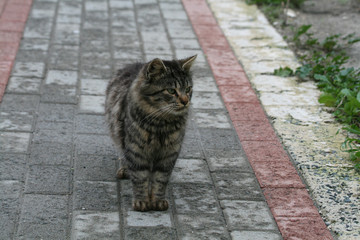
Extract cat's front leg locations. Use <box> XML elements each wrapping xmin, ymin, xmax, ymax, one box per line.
<box><xmin>129</xmin><ymin>169</ymin><xmax>151</xmax><ymax>211</ymax></box>
<box><xmin>150</xmin><ymin>171</ymin><xmax>172</xmax><ymax>211</ymax></box>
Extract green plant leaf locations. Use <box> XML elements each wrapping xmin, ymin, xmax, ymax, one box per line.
<box><xmin>340</xmin><ymin>88</ymin><xmax>352</xmax><ymax>97</ymax></box>
<box><xmin>319</xmin><ymin>93</ymin><xmax>336</xmax><ymax>107</ymax></box>
<box><xmin>274</xmin><ymin>67</ymin><xmax>294</xmax><ymax>77</ymax></box>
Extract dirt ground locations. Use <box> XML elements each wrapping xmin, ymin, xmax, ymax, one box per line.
<box><xmin>273</xmin><ymin>0</ymin><xmax>360</xmax><ymax>68</ymax></box>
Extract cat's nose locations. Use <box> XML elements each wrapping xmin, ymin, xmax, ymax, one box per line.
<box><xmin>180</xmin><ymin>96</ymin><xmax>189</xmax><ymax>106</ymax></box>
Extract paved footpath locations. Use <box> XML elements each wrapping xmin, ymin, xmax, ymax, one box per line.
<box><xmin>0</xmin><ymin>0</ymin><xmax>339</xmax><ymax>239</ymax></box>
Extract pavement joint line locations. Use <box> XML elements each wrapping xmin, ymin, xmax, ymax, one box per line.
<box><xmin>182</xmin><ymin>0</ymin><xmax>335</xmax><ymax>239</ymax></box>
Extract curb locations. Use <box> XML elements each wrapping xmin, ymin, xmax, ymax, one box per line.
<box><xmin>182</xmin><ymin>0</ymin><xmax>334</xmax><ymax>239</ymax></box>
<box><xmin>0</xmin><ymin>0</ymin><xmax>32</xmax><ymax>101</ymax></box>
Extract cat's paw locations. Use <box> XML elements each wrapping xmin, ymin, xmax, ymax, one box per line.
<box><xmin>116</xmin><ymin>167</ymin><xmax>129</xmax><ymax>179</ymax></box>
<box><xmin>132</xmin><ymin>200</ymin><xmax>151</xmax><ymax>212</ymax></box>
<box><xmin>151</xmin><ymin>199</ymin><xmax>169</xmax><ymax>211</ymax></box>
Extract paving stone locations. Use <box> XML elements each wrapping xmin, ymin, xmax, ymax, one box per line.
<box><xmin>192</xmin><ymin>76</ymin><xmax>219</xmax><ymax>92</ymax></box>
<box><xmin>20</xmin><ymin>38</ymin><xmax>50</xmax><ymax>51</ymax></box>
<box><xmin>53</xmin><ymin>23</ymin><xmax>81</xmax><ymax>45</ymax></box>
<box><xmin>162</xmin><ymin>9</ymin><xmax>188</xmax><ymax>20</ymax></box>
<box><xmin>194</xmin><ymin>109</ymin><xmax>231</xmax><ymax>129</ymax></box>
<box><xmin>75</xmin><ymin>134</ymin><xmax>116</xmax><ymax>156</ymax></box>
<box><xmin>171</xmin><ymin>159</ymin><xmax>212</xmax><ymax>184</ymax></box>
<box><xmin>49</xmin><ymin>45</ymin><xmax>79</xmax><ymax>70</ymax></box>
<box><xmin>25</xmin><ymin>165</ymin><xmax>71</xmax><ymax>194</ymax></box>
<box><xmin>198</xmin><ymin>128</ymin><xmax>242</xmax><ymax>150</ymax></box>
<box><xmin>126</xmin><ymin>210</ymin><xmax>172</xmax><ymax>227</ymax></box>
<box><xmin>82</xmin><ymin>39</ymin><xmax>110</xmax><ymax>51</ymax></box>
<box><xmin>172</xmin><ymin>183</ymin><xmax>219</xmax><ymax>214</ymax></box>
<box><xmin>191</xmin><ymin>92</ymin><xmax>224</xmax><ymax>109</ymax></box>
<box><xmin>74</xmin><ymin>154</ymin><xmax>117</xmax><ymax>181</ymax></box>
<box><xmin>0</xmin><ymin>154</ymin><xmax>27</xmax><ymax>180</ymax></box>
<box><xmin>221</xmin><ymin>200</ymin><xmax>278</xmax><ymax>231</ymax></box>
<box><xmin>85</xmin><ymin>1</ymin><xmax>108</xmax><ymax>12</ymax></box>
<box><xmin>125</xmin><ymin>227</ymin><xmax>176</xmax><ymax>240</ymax></box>
<box><xmin>14</xmin><ymin>49</ymin><xmax>48</xmax><ymax>62</ymax></box>
<box><xmin>212</xmin><ymin>171</ymin><xmax>263</xmax><ymax>200</ymax></box>
<box><xmin>172</xmin><ymin>38</ymin><xmax>200</xmax><ymax>50</ymax></box>
<box><xmin>41</xmin><ymin>84</ymin><xmax>78</xmax><ymax>104</ymax></box>
<box><xmin>230</xmin><ymin>230</ymin><xmax>282</xmax><ymax>240</ymax></box>
<box><xmin>32</xmin><ymin>128</ymin><xmax>73</xmax><ymax>145</ymax></box>
<box><xmin>23</xmin><ymin>18</ymin><xmax>53</xmax><ymax>39</ymax></box>
<box><xmin>29</xmin><ymin>142</ymin><xmax>73</xmax><ymax>165</ymax></box>
<box><xmin>0</xmin><ymin>193</ymin><xmax>21</xmax><ymax>239</ymax></box>
<box><xmin>74</xmin><ymin>181</ymin><xmax>118</xmax><ymax>211</ymax></box>
<box><xmin>37</xmin><ymin>103</ymin><xmax>76</xmax><ymax>123</ymax></box>
<box><xmin>75</xmin><ymin>114</ymin><xmax>108</xmax><ymax>134</ymax></box>
<box><xmin>0</xmin><ymin>132</ymin><xmax>30</xmax><ymax>153</ymax></box>
<box><xmin>110</xmin><ymin>0</ymin><xmax>134</xmax><ymax>9</ymax></box>
<box><xmin>6</xmin><ymin>76</ymin><xmax>42</xmax><ymax>94</ymax></box>
<box><xmin>177</xmin><ymin>214</ymin><xmax>230</xmax><ymax>240</ymax></box>
<box><xmin>179</xmin><ymin>130</ymin><xmax>204</xmax><ymax>159</ymax></box>
<box><xmin>45</xmin><ymin>70</ymin><xmax>78</xmax><ymax>85</ymax></box>
<box><xmin>79</xmin><ymin>95</ymin><xmax>106</xmax><ymax>114</ymax></box>
<box><xmin>58</xmin><ymin>1</ymin><xmax>82</xmax><ymax>16</ymax></box>
<box><xmin>85</xmin><ymin>11</ymin><xmax>109</xmax><ymax>22</ymax></box>
<box><xmin>71</xmin><ymin>211</ymin><xmax>121</xmax><ymax>240</ymax></box>
<box><xmin>112</xmin><ymin>33</ymin><xmax>140</xmax><ymax>48</ymax></box>
<box><xmin>80</xmin><ymin>79</ymin><xmax>107</xmax><ymax>95</ymax></box>
<box><xmin>17</xmin><ymin>195</ymin><xmax>68</xmax><ymax>239</ymax></box>
<box><xmin>12</xmin><ymin>62</ymin><xmax>45</xmax><ymax>78</ymax></box>
<box><xmin>175</xmin><ymin>49</ymin><xmax>206</xmax><ymax>62</ymax></box>
<box><xmin>113</xmin><ymin>47</ymin><xmax>143</xmax><ymax>60</ymax></box>
<box><xmin>0</xmin><ymin>111</ymin><xmax>34</xmax><ymax>131</ymax></box>
<box><xmin>204</xmin><ymin>149</ymin><xmax>252</xmax><ymax>172</ymax></box>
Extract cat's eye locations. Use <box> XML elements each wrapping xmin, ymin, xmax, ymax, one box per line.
<box><xmin>167</xmin><ymin>88</ymin><xmax>176</xmax><ymax>94</ymax></box>
<box><xmin>185</xmin><ymin>86</ymin><xmax>192</xmax><ymax>93</ymax></box>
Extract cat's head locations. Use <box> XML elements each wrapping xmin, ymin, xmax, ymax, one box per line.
<box><xmin>138</xmin><ymin>55</ymin><xmax>197</xmax><ymax>116</ymax></box>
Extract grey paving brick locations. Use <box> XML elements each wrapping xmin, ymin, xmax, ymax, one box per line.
<box><xmin>12</xmin><ymin>62</ymin><xmax>45</xmax><ymax>78</ymax></box>
<box><xmin>75</xmin><ymin>114</ymin><xmax>108</xmax><ymax>134</ymax></box>
<box><xmin>113</xmin><ymin>47</ymin><xmax>143</xmax><ymax>60</ymax></box>
<box><xmin>85</xmin><ymin>11</ymin><xmax>109</xmax><ymax>21</ymax></box>
<box><xmin>192</xmin><ymin>92</ymin><xmax>224</xmax><ymax>109</ymax></box>
<box><xmin>35</xmin><ymin>119</ymin><xmax>74</xmax><ymax>132</ymax></box>
<box><xmin>0</xmin><ymin>181</ymin><xmax>22</xmax><ymax>239</ymax></box>
<box><xmin>32</xmin><ymin>128</ymin><xmax>73</xmax><ymax>145</ymax></box>
<box><xmin>212</xmin><ymin>171</ymin><xmax>264</xmax><ymax>200</ymax></box>
<box><xmin>58</xmin><ymin>1</ymin><xmax>82</xmax><ymax>16</ymax></box>
<box><xmin>74</xmin><ymin>154</ymin><xmax>117</xmax><ymax>181</ymax></box>
<box><xmin>80</xmin><ymin>79</ymin><xmax>107</xmax><ymax>95</ymax></box>
<box><xmin>79</xmin><ymin>95</ymin><xmax>106</xmax><ymax>114</ymax></box>
<box><xmin>81</xmin><ymin>51</ymin><xmax>111</xmax><ymax>65</ymax></box>
<box><xmin>0</xmin><ymin>154</ymin><xmax>27</xmax><ymax>180</ymax></box>
<box><xmin>179</xmin><ymin>130</ymin><xmax>203</xmax><ymax>159</ymax></box>
<box><xmin>6</xmin><ymin>76</ymin><xmax>42</xmax><ymax>94</ymax></box>
<box><xmin>193</xmin><ymin>76</ymin><xmax>219</xmax><ymax>92</ymax></box>
<box><xmin>37</xmin><ymin>103</ymin><xmax>76</xmax><ymax>123</ymax></box>
<box><xmin>81</xmin><ymin>39</ymin><xmax>110</xmax><ymax>51</ymax></box>
<box><xmin>0</xmin><ymin>94</ymin><xmax>39</xmax><ymax>112</ymax></box>
<box><xmin>171</xmin><ymin>159</ymin><xmax>212</xmax><ymax>184</ymax></box>
<box><xmin>177</xmin><ymin>214</ymin><xmax>230</xmax><ymax>240</ymax></box>
<box><xmin>23</xmin><ymin>18</ymin><xmax>53</xmax><ymax>39</ymax></box>
<box><xmin>29</xmin><ymin>142</ymin><xmax>73</xmax><ymax>165</ymax></box>
<box><xmin>25</xmin><ymin>165</ymin><xmax>71</xmax><ymax>194</ymax></box>
<box><xmin>221</xmin><ymin>200</ymin><xmax>278</xmax><ymax>231</ymax></box>
<box><xmin>0</xmin><ymin>111</ymin><xmax>34</xmax><ymax>132</ymax></box>
<box><xmin>75</xmin><ymin>134</ymin><xmax>116</xmax><ymax>156</ymax></box>
<box><xmin>14</xmin><ymin>49</ymin><xmax>48</xmax><ymax>62</ymax></box>
<box><xmin>0</xmin><ymin>132</ymin><xmax>30</xmax><ymax>153</ymax></box>
<box><xmin>20</xmin><ymin>38</ymin><xmax>50</xmax><ymax>51</ymax></box>
<box><xmin>53</xmin><ymin>23</ymin><xmax>81</xmax><ymax>45</ymax></box>
<box><xmin>30</xmin><ymin>1</ymin><xmax>57</xmax><ymax>18</ymax></box>
<box><xmin>81</xmin><ymin>65</ymin><xmax>113</xmax><ymax>79</ymax></box>
<box><xmin>73</xmin><ymin>181</ymin><xmax>118</xmax><ymax>211</ymax></box>
<box><xmin>71</xmin><ymin>211</ymin><xmax>121</xmax><ymax>240</ymax></box>
<box><xmin>231</xmin><ymin>230</ymin><xmax>282</xmax><ymax>240</ymax></box>
<box><xmin>109</xmin><ymin>0</ymin><xmax>134</xmax><ymax>9</ymax></box>
<box><xmin>112</xmin><ymin>33</ymin><xmax>140</xmax><ymax>48</ymax></box>
<box><xmin>172</xmin><ymin>38</ymin><xmax>201</xmax><ymax>50</ymax></box>
<box><xmin>41</xmin><ymin>84</ymin><xmax>78</xmax><ymax>104</ymax></box>
<box><xmin>49</xmin><ymin>45</ymin><xmax>79</xmax><ymax>70</ymax></box>
<box><xmin>57</xmin><ymin>14</ymin><xmax>82</xmax><ymax>24</ymax></box>
<box><xmin>125</xmin><ymin>227</ymin><xmax>176</xmax><ymax>240</ymax></box>
<box><xmin>167</xmin><ymin>26</ymin><xmax>197</xmax><ymax>39</ymax></box>
<box><xmin>126</xmin><ymin>210</ymin><xmax>172</xmax><ymax>227</ymax></box>
<box><xmin>172</xmin><ymin>183</ymin><xmax>219</xmax><ymax>214</ymax></box>
<box><xmin>204</xmin><ymin>149</ymin><xmax>253</xmax><ymax>172</ymax></box>
<box><xmin>194</xmin><ymin>110</ymin><xmax>232</xmax><ymax>129</ymax></box>
<box><xmin>176</xmin><ymin>49</ymin><xmax>206</xmax><ymax>62</ymax></box>
<box><xmin>198</xmin><ymin>128</ymin><xmax>242</xmax><ymax>150</ymax></box>
<box><xmin>162</xmin><ymin>9</ymin><xmax>188</xmax><ymax>20</ymax></box>
<box><xmin>45</xmin><ymin>70</ymin><xmax>78</xmax><ymax>85</ymax></box>
<box><xmin>85</xmin><ymin>1</ymin><xmax>108</xmax><ymax>12</ymax></box>
<box><xmin>17</xmin><ymin>195</ymin><xmax>68</xmax><ymax>239</ymax></box>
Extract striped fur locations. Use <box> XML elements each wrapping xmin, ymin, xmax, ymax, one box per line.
<box><xmin>105</xmin><ymin>56</ymin><xmax>196</xmax><ymax>211</ymax></box>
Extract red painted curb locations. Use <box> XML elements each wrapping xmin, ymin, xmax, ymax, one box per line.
<box><xmin>0</xmin><ymin>0</ymin><xmax>32</xmax><ymax>101</ymax></box>
<box><xmin>182</xmin><ymin>0</ymin><xmax>334</xmax><ymax>239</ymax></box>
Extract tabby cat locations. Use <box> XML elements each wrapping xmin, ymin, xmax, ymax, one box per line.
<box><xmin>105</xmin><ymin>55</ymin><xmax>196</xmax><ymax>211</ymax></box>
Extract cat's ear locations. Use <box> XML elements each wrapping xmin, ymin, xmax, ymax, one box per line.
<box><xmin>180</xmin><ymin>55</ymin><xmax>197</xmax><ymax>72</ymax></box>
<box><xmin>146</xmin><ymin>58</ymin><xmax>167</xmax><ymax>79</ymax></box>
